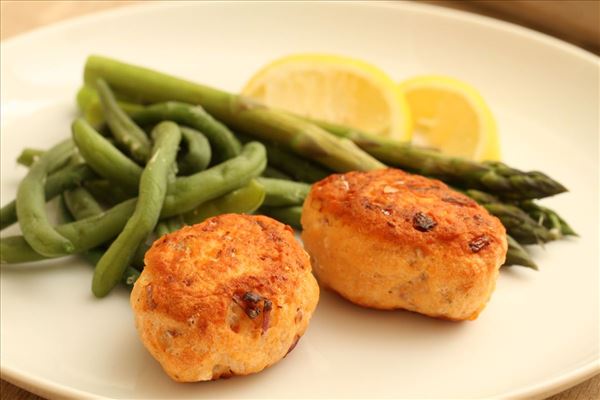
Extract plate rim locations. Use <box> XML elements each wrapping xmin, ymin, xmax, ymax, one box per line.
<box><xmin>502</xmin><ymin>362</ymin><xmax>600</xmax><ymax>400</ymax></box>
<box><xmin>1</xmin><ymin>0</ymin><xmax>599</xmax><ymax>64</ymax></box>
<box><xmin>1</xmin><ymin>1</ymin><xmax>598</xmax><ymax>399</ymax></box>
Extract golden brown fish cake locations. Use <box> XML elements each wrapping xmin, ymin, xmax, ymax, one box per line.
<box><xmin>131</xmin><ymin>214</ymin><xmax>319</xmax><ymax>382</ymax></box>
<box><xmin>301</xmin><ymin>168</ymin><xmax>507</xmax><ymax>321</ymax></box>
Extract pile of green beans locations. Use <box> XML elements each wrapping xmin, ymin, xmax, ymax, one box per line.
<box><xmin>92</xmin><ymin>121</ymin><xmax>182</xmax><ymax>297</ymax></box>
<box><xmin>1</xmin><ymin>78</ymin><xmax>319</xmax><ymax>297</ymax></box>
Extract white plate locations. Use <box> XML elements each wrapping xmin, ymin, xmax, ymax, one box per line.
<box><xmin>1</xmin><ymin>2</ymin><xmax>598</xmax><ymax>399</ymax></box>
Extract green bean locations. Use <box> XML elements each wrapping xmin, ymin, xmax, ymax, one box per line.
<box><xmin>130</xmin><ymin>239</ymin><xmax>150</xmax><ymax>268</ymax></box>
<box><xmin>1</xmin><ymin>198</ymin><xmax>136</xmax><ymax>264</ymax></box>
<box><xmin>83</xmin><ymin>179</ymin><xmax>134</xmax><ymax>206</ymax></box>
<box><xmin>58</xmin><ymin>195</ymin><xmax>74</xmax><ymax>224</ymax></box>
<box><xmin>178</xmin><ymin>126</ymin><xmax>211</xmax><ymax>175</ymax></box>
<box><xmin>78</xmin><ymin>94</ymin><xmax>241</xmax><ymax>161</ymax></box>
<box><xmin>1</xmin><ymin>163</ymin><xmax>96</xmax><ymax>231</ymax></box>
<box><xmin>16</xmin><ymin>140</ymin><xmax>78</xmax><ymax>256</ymax></box>
<box><xmin>77</xmin><ymin>84</ymin><xmax>99</xmax><ymax>111</ymax></box>
<box><xmin>3</xmin><ymin>148</ymin><xmax>87</xmax><ymax>230</ymax></box>
<box><xmin>257</xmin><ymin>177</ymin><xmax>310</xmax><ymax>207</ymax></box>
<box><xmin>84</xmin><ymin>248</ymin><xmax>140</xmax><ymax>288</ymax></box>
<box><xmin>83</xmin><ymin>140</ymin><xmax>266</xmax><ymax>218</ymax></box>
<box><xmin>155</xmin><ymin>222</ymin><xmax>172</xmax><ymax>237</ymax></box>
<box><xmin>0</xmin><ymin>195</ymin><xmax>73</xmax><ymax>263</ymax></box>
<box><xmin>182</xmin><ymin>178</ymin><xmax>266</xmax><ymax>225</ymax></box>
<box><xmin>122</xmin><ymin>266</ymin><xmax>141</xmax><ymax>288</ymax></box>
<box><xmin>78</xmin><ymin>83</ymin><xmax>140</xmax><ymax>110</ymax></box>
<box><xmin>82</xmin><ymin>104</ymin><xmax>105</xmax><ymax>129</ymax></box>
<box><xmin>46</xmin><ymin>164</ymin><xmax>99</xmax><ymax>192</ymax></box>
<box><xmin>62</xmin><ymin>190</ymin><xmax>141</xmax><ymax>288</ymax></box>
<box><xmin>68</xmin><ymin>151</ymin><xmax>86</xmax><ymax>166</ymax></box>
<box><xmin>262</xmin><ymin>166</ymin><xmax>291</xmax><ymax>180</ymax></box>
<box><xmin>166</xmin><ymin>216</ymin><xmax>185</xmax><ymax>233</ymax></box>
<box><xmin>72</xmin><ymin>118</ymin><xmax>142</xmax><ymax>190</ymax></box>
<box><xmin>237</xmin><ymin>133</ymin><xmax>330</xmax><ymax>183</ymax></box>
<box><xmin>92</xmin><ymin>121</ymin><xmax>182</xmax><ymax>297</ymax></box>
<box><xmin>58</xmin><ymin>199</ymin><xmax>136</xmax><ymax>252</ymax></box>
<box><xmin>259</xmin><ymin>206</ymin><xmax>303</xmax><ymax>229</ymax></box>
<box><xmin>64</xmin><ymin>188</ymin><xmax>104</xmax><ymax>220</ymax></box>
<box><xmin>71</xmin><ymin>119</ymin><xmax>265</xmax><ymax>216</ymax></box>
<box><xmin>16</xmin><ymin>146</ymin><xmax>82</xmax><ymax>170</ymax></box>
<box><xmin>1</xmin><ymin>203</ymin><xmax>19</xmax><ymax>231</ymax></box>
<box><xmin>78</xmin><ymin>85</ymin><xmax>145</xmax><ymax>129</ymax></box>
<box><xmin>83</xmin><ymin>99</ymin><xmax>144</xmax><ymax>129</ymax></box>
<box><xmin>96</xmin><ymin>79</ymin><xmax>151</xmax><ymax>164</ymax></box>
<box><xmin>16</xmin><ymin>148</ymin><xmax>45</xmax><ymax>167</ymax></box>
<box><xmin>160</xmin><ymin>141</ymin><xmax>266</xmax><ymax>217</ymax></box>
<box><xmin>262</xmin><ymin>140</ymin><xmax>330</xmax><ymax>183</ymax></box>
<box><xmin>0</xmin><ymin>236</ymin><xmax>48</xmax><ymax>263</ymax></box>
<box><xmin>131</xmin><ymin>101</ymin><xmax>241</xmax><ymax>162</ymax></box>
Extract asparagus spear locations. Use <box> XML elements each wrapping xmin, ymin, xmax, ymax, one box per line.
<box><xmin>464</xmin><ymin>189</ymin><xmax>559</xmax><ymax>244</ymax></box>
<box><xmin>464</xmin><ymin>188</ymin><xmax>575</xmax><ymax>241</ymax></box>
<box><xmin>505</xmin><ymin>235</ymin><xmax>538</xmax><ymax>270</ymax></box>
<box><xmin>314</xmin><ymin>120</ymin><xmax>567</xmax><ymax>200</ymax></box>
<box><xmin>84</xmin><ymin>55</ymin><xmax>384</xmax><ymax>173</ymax></box>
<box><xmin>83</xmin><ymin>56</ymin><xmax>568</xmax><ymax>200</ymax></box>
<box><xmin>484</xmin><ymin>203</ymin><xmax>558</xmax><ymax>245</ymax></box>
<box><xmin>519</xmin><ymin>200</ymin><xmax>577</xmax><ymax>237</ymax></box>
<box><xmin>236</xmin><ymin>132</ymin><xmax>331</xmax><ymax>183</ymax></box>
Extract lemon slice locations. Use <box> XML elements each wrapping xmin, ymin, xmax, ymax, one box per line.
<box><xmin>399</xmin><ymin>75</ymin><xmax>500</xmax><ymax>161</ymax></box>
<box><xmin>242</xmin><ymin>53</ymin><xmax>412</xmax><ymax>141</ymax></box>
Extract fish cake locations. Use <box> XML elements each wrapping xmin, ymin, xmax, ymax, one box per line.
<box><xmin>301</xmin><ymin>168</ymin><xmax>507</xmax><ymax>321</ymax></box>
<box><xmin>131</xmin><ymin>214</ymin><xmax>319</xmax><ymax>382</ymax></box>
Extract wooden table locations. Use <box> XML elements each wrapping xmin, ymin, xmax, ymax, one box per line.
<box><xmin>1</xmin><ymin>1</ymin><xmax>598</xmax><ymax>399</ymax></box>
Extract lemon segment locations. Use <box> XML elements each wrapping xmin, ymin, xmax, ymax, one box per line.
<box><xmin>399</xmin><ymin>75</ymin><xmax>500</xmax><ymax>161</ymax></box>
<box><xmin>242</xmin><ymin>53</ymin><xmax>412</xmax><ymax>141</ymax></box>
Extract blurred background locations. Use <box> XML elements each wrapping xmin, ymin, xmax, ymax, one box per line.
<box><xmin>0</xmin><ymin>1</ymin><xmax>598</xmax><ymax>400</ymax></box>
<box><xmin>425</xmin><ymin>0</ymin><xmax>599</xmax><ymax>54</ymax></box>
<box><xmin>2</xmin><ymin>0</ymin><xmax>599</xmax><ymax>53</ymax></box>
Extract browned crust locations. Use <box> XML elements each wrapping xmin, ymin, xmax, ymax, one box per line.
<box><xmin>139</xmin><ymin>214</ymin><xmax>310</xmax><ymax>328</ymax></box>
<box><xmin>304</xmin><ymin>168</ymin><xmax>506</xmax><ymax>262</ymax></box>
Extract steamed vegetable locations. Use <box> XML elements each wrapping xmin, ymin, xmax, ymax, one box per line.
<box><xmin>92</xmin><ymin>122</ymin><xmax>182</xmax><ymax>297</ymax></box>
<box><xmin>16</xmin><ymin>140</ymin><xmax>78</xmax><ymax>256</ymax></box>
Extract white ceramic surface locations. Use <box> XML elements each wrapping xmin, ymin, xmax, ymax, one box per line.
<box><xmin>1</xmin><ymin>2</ymin><xmax>598</xmax><ymax>399</ymax></box>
